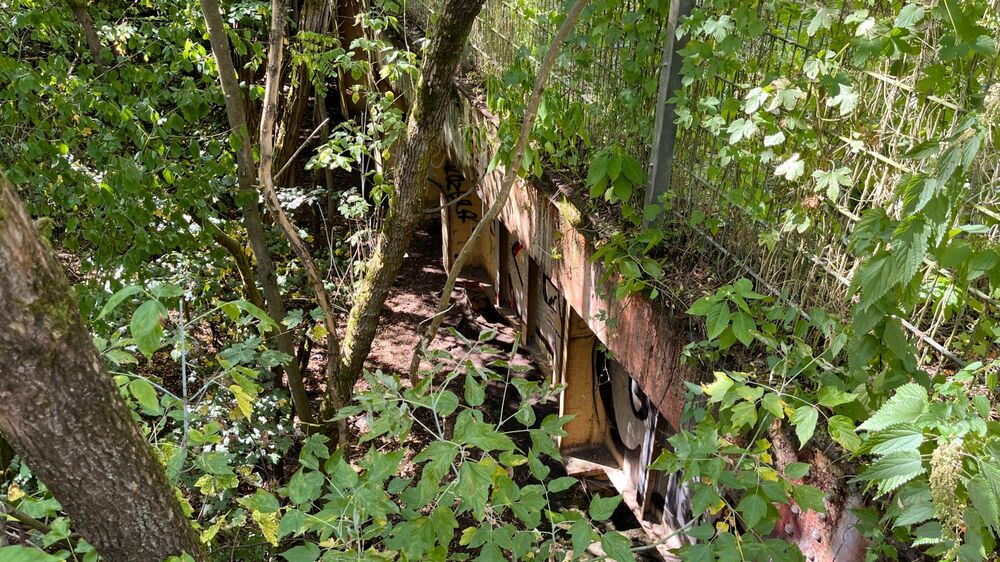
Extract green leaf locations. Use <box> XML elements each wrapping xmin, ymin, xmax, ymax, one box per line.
<box><xmin>853</xmin><ymin>252</ymin><xmax>896</xmax><ymax>311</ymax></box>
<box><xmin>239</xmin><ymin>489</ymin><xmax>280</xmax><ymax>513</ymax></box>
<box><xmin>128</xmin><ymin>378</ymin><xmax>161</xmax><ymax>415</ymax></box>
<box><xmin>571</xmin><ymin>519</ymin><xmax>592</xmax><ymax>558</ymax></box>
<box><xmin>826</xmin><ymin>84</ymin><xmax>858</xmax><ymax>116</ymax></box>
<box><xmin>703</xmin><ymin>372</ymin><xmax>734</xmax><ymax>402</ymax></box>
<box><xmin>547</xmin><ymin>476</ymin><xmax>578</xmax><ymax>493</ymax></box>
<box><xmin>730</xmin><ymin>401</ymin><xmax>757</xmax><ymax>429</ymax></box>
<box><xmin>287</xmin><ymin>469</ymin><xmax>324</xmax><ymax>506</ymax></box>
<box><xmin>828</xmin><ymin>415</ymin><xmax>862</xmax><ymax>453</ymax></box>
<box><xmin>808</xmin><ymin>6</ymin><xmax>833</xmax><ymax>35</ymax></box>
<box><xmin>589</xmin><ymin>494</ymin><xmax>621</xmax><ymax>521</ymax></box>
<box><xmin>858</xmin><ymin>383</ymin><xmax>928</xmax><ymax>432</ymax></box>
<box><xmin>280</xmin><ymin>543</ymin><xmax>320</xmax><ymax>562</ymax></box>
<box><xmin>790</xmin><ymin>406</ymin><xmax>818</xmax><ymax>449</ymax></box>
<box><xmin>968</xmin><ymin>475</ymin><xmax>999</xmax><ymax>533</ymax></box>
<box><xmin>857</xmin><ymin>450</ymin><xmax>925</xmax><ymax>496</ymax></box>
<box><xmin>150</xmin><ymin>283</ymin><xmax>183</xmax><ymax>298</ymax></box>
<box><xmin>706</xmin><ymin>301</ymin><xmax>731</xmax><ymax>340</ymax></box>
<box><xmin>98</xmin><ymin>285</ymin><xmax>143</xmax><ymax>319</ymax></box>
<box><xmin>464</xmin><ymin>373</ymin><xmax>485</xmax><ymax>406</ymax></box>
<box><xmin>731</xmin><ymin>311</ymin><xmax>755</xmax><ymax>346</ymax></box>
<box><xmin>0</xmin><ymin>546</ymin><xmax>60</xmax><ymax>562</ymax></box>
<box><xmin>456</xmin><ymin>459</ymin><xmax>493</xmax><ymax>520</ymax></box>
<box><xmin>791</xmin><ymin>484</ymin><xmax>826</xmax><ymax>513</ymax></box>
<box><xmin>737</xmin><ymin>493</ymin><xmax>768</xmax><ymax>528</ymax></box>
<box><xmin>761</xmin><ymin>392</ymin><xmax>784</xmax><ymax>419</ymax></box>
<box><xmin>817</xmin><ymin>387</ymin><xmax>855</xmax><ymax>408</ymax></box>
<box><xmin>600</xmin><ymin>531</ymin><xmax>635</xmax><ymax>562</ymax></box>
<box><xmin>784</xmin><ymin>462</ymin><xmax>810</xmax><ymax>479</ymax></box>
<box><xmin>812</xmin><ymin>167</ymin><xmax>852</xmax><ymax>200</ymax></box>
<box><xmin>867</xmin><ymin>427</ymin><xmax>924</xmax><ymax>455</ymax></box>
<box><xmin>130</xmin><ymin>299</ymin><xmax>165</xmax><ymax>358</ymax></box>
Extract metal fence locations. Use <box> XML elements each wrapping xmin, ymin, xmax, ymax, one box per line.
<box><xmin>406</xmin><ymin>0</ymin><xmax>1000</xmax><ymax>360</ymax></box>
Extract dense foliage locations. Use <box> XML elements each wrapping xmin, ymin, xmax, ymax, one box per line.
<box><xmin>2</xmin><ymin>0</ymin><xmax>999</xmax><ymax>560</ymax></box>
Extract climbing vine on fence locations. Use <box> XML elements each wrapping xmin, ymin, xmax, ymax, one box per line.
<box><xmin>472</xmin><ymin>0</ymin><xmax>1000</xmax><ymax>559</ymax></box>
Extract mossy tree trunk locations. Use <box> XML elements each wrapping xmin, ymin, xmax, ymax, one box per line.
<box><xmin>0</xmin><ymin>172</ymin><xmax>202</xmax><ymax>561</ymax></box>
<box><xmin>331</xmin><ymin>0</ymin><xmax>485</xmax><ymax>406</ymax></box>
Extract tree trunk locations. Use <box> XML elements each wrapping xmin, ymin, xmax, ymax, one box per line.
<box><xmin>335</xmin><ymin>0</ymin><xmax>369</xmax><ymax>118</ymax></box>
<box><xmin>66</xmin><ymin>0</ymin><xmax>104</xmax><ymax>67</ymax></box>
<box><xmin>0</xmin><ymin>172</ymin><xmax>202</xmax><ymax>562</ymax></box>
<box><xmin>274</xmin><ymin>0</ymin><xmax>331</xmax><ymax>179</ymax></box>
<box><xmin>199</xmin><ymin>0</ymin><xmax>314</xmax><ymax>426</ymax></box>
<box><xmin>333</xmin><ymin>0</ymin><xmax>485</xmax><ymax>402</ymax></box>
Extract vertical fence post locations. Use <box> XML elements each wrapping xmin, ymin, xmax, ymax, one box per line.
<box><xmin>644</xmin><ymin>0</ymin><xmax>693</xmax><ymax>221</ymax></box>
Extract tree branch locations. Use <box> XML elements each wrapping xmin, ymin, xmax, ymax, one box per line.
<box><xmin>257</xmin><ymin>0</ymin><xmax>343</xmax><ymax>435</ymax></box>
<box><xmin>407</xmin><ymin>0</ymin><xmax>591</xmax><ymax>380</ymax></box>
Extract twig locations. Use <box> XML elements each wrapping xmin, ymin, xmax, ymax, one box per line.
<box><xmin>258</xmin><ymin>0</ymin><xmax>342</xmax><ymax>436</ymax></box>
<box><xmin>407</xmin><ymin>0</ymin><xmax>592</xmax><ymax>381</ymax></box>
<box><xmin>274</xmin><ymin>117</ymin><xmax>331</xmax><ymax>183</ymax></box>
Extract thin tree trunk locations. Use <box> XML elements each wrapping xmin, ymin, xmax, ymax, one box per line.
<box><xmin>194</xmin><ymin>213</ymin><xmax>266</xmax><ymax>310</ymax></box>
<box><xmin>274</xmin><ymin>0</ymin><xmax>331</xmax><ymax>178</ymax></box>
<box><xmin>66</xmin><ymin>0</ymin><xmax>104</xmax><ymax>67</ymax></box>
<box><xmin>408</xmin><ymin>0</ymin><xmax>591</xmax><ymax>380</ymax></box>
<box><xmin>258</xmin><ymin>0</ymin><xmax>345</xmax><ymax>439</ymax></box>
<box><xmin>335</xmin><ymin>0</ymin><xmax>369</xmax><ymax>117</ymax></box>
<box><xmin>334</xmin><ymin>0</ymin><xmax>486</xmax><ymax>400</ymax></box>
<box><xmin>0</xmin><ymin>172</ymin><xmax>202</xmax><ymax>562</ymax></box>
<box><xmin>199</xmin><ymin>0</ymin><xmax>314</xmax><ymax>426</ymax></box>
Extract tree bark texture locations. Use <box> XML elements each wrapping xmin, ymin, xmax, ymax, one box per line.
<box><xmin>66</xmin><ymin>0</ymin><xmax>104</xmax><ymax>67</ymax></box>
<box><xmin>199</xmin><ymin>0</ymin><xmax>314</xmax><ymax>425</ymax></box>
<box><xmin>0</xmin><ymin>172</ymin><xmax>202</xmax><ymax>562</ymax></box>
<box><xmin>274</xmin><ymin>0</ymin><xmax>332</xmax><ymax>180</ymax></box>
<box><xmin>334</xmin><ymin>0</ymin><xmax>485</xmax><ymax>400</ymax></box>
<box><xmin>335</xmin><ymin>0</ymin><xmax>370</xmax><ymax>118</ymax></box>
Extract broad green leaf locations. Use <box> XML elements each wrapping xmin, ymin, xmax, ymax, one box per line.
<box><xmin>287</xmin><ymin>469</ymin><xmax>324</xmax><ymax>506</ymax></box>
<box><xmin>790</xmin><ymin>406</ymin><xmax>818</xmax><ymax>448</ymax></box>
<box><xmin>571</xmin><ymin>519</ymin><xmax>592</xmax><ymax>558</ymax></box>
<box><xmin>828</xmin><ymin>415</ymin><xmax>862</xmax><ymax>453</ymax></box>
<box><xmin>737</xmin><ymin>493</ymin><xmax>768</xmax><ymax>528</ymax></box>
<box><xmin>128</xmin><ymin>379</ymin><xmax>161</xmax><ymax>415</ymax></box>
<box><xmin>858</xmin><ymin>383</ymin><xmax>928</xmax><ymax>432</ymax></box>
<box><xmin>867</xmin><ymin>427</ymin><xmax>924</xmax><ymax>456</ymax></box>
<box><xmin>857</xmin><ymin>450</ymin><xmax>925</xmax><ymax>496</ymax></box>
<box><xmin>280</xmin><ymin>543</ymin><xmax>319</xmax><ymax>562</ymax></box>
<box><xmin>791</xmin><ymin>484</ymin><xmax>826</xmax><ymax>513</ymax></box>
<box><xmin>968</xmin><ymin>475</ymin><xmax>1000</xmax><ymax>533</ymax></box>
<box><xmin>239</xmin><ymin>489</ymin><xmax>280</xmax><ymax>513</ymax></box>
<box><xmin>589</xmin><ymin>494</ymin><xmax>621</xmax><ymax>521</ymax></box>
<box><xmin>600</xmin><ymin>531</ymin><xmax>635</xmax><ymax>562</ymax></box>
<box><xmin>817</xmin><ymin>387</ymin><xmax>855</xmax><ymax>408</ymax></box>
<box><xmin>761</xmin><ymin>392</ymin><xmax>784</xmax><ymax>419</ymax></box>
<box><xmin>130</xmin><ymin>299</ymin><xmax>165</xmax><ymax>358</ymax></box>
<box><xmin>826</xmin><ymin>83</ymin><xmax>858</xmax><ymax>116</ymax></box>
<box><xmin>456</xmin><ymin>459</ymin><xmax>493</xmax><ymax>520</ymax></box>
<box><xmin>706</xmin><ymin>301</ymin><xmax>731</xmax><ymax>340</ymax></box>
<box><xmin>730</xmin><ymin>401</ymin><xmax>757</xmax><ymax>429</ymax></box>
<box><xmin>808</xmin><ymin>6</ymin><xmax>833</xmax><ymax>35</ymax></box>
<box><xmin>547</xmin><ymin>476</ymin><xmax>578</xmax><ymax>493</ymax></box>
<box><xmin>0</xmin><ymin>546</ymin><xmax>60</xmax><ymax>562</ymax></box>
<box><xmin>731</xmin><ymin>311</ymin><xmax>755</xmax><ymax>346</ymax></box>
<box><xmin>98</xmin><ymin>285</ymin><xmax>143</xmax><ymax>319</ymax></box>
<box><xmin>784</xmin><ymin>462</ymin><xmax>810</xmax><ymax>479</ymax></box>
<box><xmin>464</xmin><ymin>373</ymin><xmax>485</xmax><ymax>406</ymax></box>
